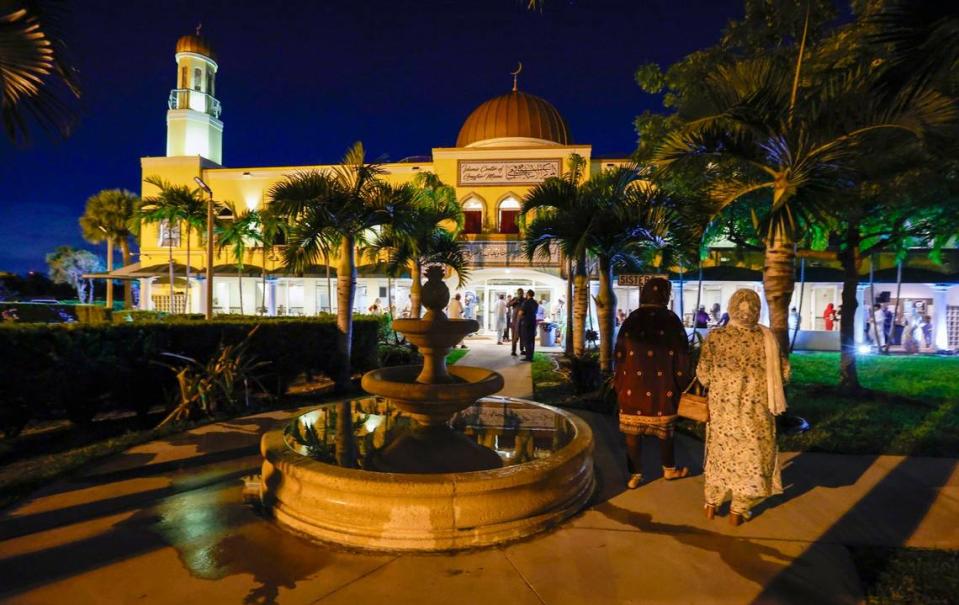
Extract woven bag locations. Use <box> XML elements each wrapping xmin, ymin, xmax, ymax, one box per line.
<box><xmin>677</xmin><ymin>377</ymin><xmax>709</xmax><ymax>423</ymax></box>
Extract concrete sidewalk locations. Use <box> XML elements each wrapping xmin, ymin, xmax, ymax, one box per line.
<box><xmin>1</xmin><ymin>340</ymin><xmax>956</xmax><ymax>604</ymax></box>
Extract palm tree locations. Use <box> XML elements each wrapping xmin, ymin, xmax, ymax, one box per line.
<box><xmin>79</xmin><ymin>189</ymin><xmax>139</xmax><ymax>308</ymax></box>
<box><xmin>257</xmin><ymin>207</ymin><xmax>288</xmax><ymax>314</ymax></box>
<box><xmin>142</xmin><ymin>176</ymin><xmax>210</xmax><ymax>312</ymax></box>
<box><xmin>366</xmin><ymin>172</ymin><xmax>469</xmax><ymax>319</ymax></box>
<box><xmin>269</xmin><ymin>141</ymin><xmax>412</xmax><ymax>392</ymax></box>
<box><xmin>653</xmin><ymin>15</ymin><xmax>956</xmax><ymax>352</ymax></box>
<box><xmin>522</xmin><ymin>154</ymin><xmax>590</xmax><ymax>357</ymax></box>
<box><xmin>580</xmin><ymin>168</ymin><xmax>685</xmax><ymax>374</ymax></box>
<box><xmin>216</xmin><ymin>205</ymin><xmax>262</xmax><ymax>314</ymax></box>
<box><xmin>0</xmin><ymin>1</ymin><xmax>80</xmax><ymax>144</ymax></box>
<box><xmin>139</xmin><ymin>179</ymin><xmax>190</xmax><ymax>311</ymax></box>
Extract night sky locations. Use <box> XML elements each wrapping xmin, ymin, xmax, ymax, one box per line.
<box><xmin>0</xmin><ymin>0</ymin><xmax>743</xmax><ymax>273</ymax></box>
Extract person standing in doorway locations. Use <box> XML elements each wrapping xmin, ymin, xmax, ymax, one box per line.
<box><xmin>823</xmin><ymin>303</ymin><xmax>836</xmax><ymax>331</ymax></box>
<box><xmin>494</xmin><ymin>294</ymin><xmax>508</xmax><ymax>345</ymax></box>
<box><xmin>509</xmin><ymin>288</ymin><xmax>525</xmax><ymax>357</ymax></box>
<box><xmin>518</xmin><ymin>289</ymin><xmax>539</xmax><ymax>362</ymax></box>
<box><xmin>615</xmin><ymin>278</ymin><xmax>691</xmax><ymax>489</ymax></box>
<box><xmin>873</xmin><ymin>303</ymin><xmax>888</xmax><ymax>352</ymax></box>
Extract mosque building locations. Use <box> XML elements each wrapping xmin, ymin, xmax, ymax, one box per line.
<box><xmin>113</xmin><ymin>32</ymin><xmax>959</xmax><ymax>352</ymax></box>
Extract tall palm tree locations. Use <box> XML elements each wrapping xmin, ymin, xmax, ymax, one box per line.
<box><xmin>216</xmin><ymin>205</ymin><xmax>262</xmax><ymax>314</ymax></box>
<box><xmin>0</xmin><ymin>0</ymin><xmax>80</xmax><ymax>144</ymax></box>
<box><xmin>142</xmin><ymin>176</ymin><xmax>209</xmax><ymax>312</ymax></box>
<box><xmin>257</xmin><ymin>207</ymin><xmax>288</xmax><ymax>314</ymax></box>
<box><xmin>269</xmin><ymin>141</ymin><xmax>412</xmax><ymax>392</ymax></box>
<box><xmin>654</xmin><ymin>16</ymin><xmax>956</xmax><ymax>352</ymax></box>
<box><xmin>580</xmin><ymin>168</ymin><xmax>685</xmax><ymax>374</ymax></box>
<box><xmin>79</xmin><ymin>189</ymin><xmax>139</xmax><ymax>308</ymax></box>
<box><xmin>366</xmin><ymin>172</ymin><xmax>468</xmax><ymax>319</ymax></box>
<box><xmin>139</xmin><ymin>179</ymin><xmax>191</xmax><ymax>312</ymax></box>
<box><xmin>522</xmin><ymin>154</ymin><xmax>589</xmax><ymax>357</ymax></box>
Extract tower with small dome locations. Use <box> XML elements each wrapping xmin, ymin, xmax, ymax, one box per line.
<box><xmin>166</xmin><ymin>27</ymin><xmax>223</xmax><ymax>164</ymax></box>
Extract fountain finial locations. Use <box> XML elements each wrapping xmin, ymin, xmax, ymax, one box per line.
<box><xmin>420</xmin><ymin>266</ymin><xmax>450</xmax><ymax>320</ymax></box>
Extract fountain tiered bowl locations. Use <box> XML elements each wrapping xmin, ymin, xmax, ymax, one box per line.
<box><xmin>259</xmin><ymin>267</ymin><xmax>595</xmax><ymax>551</ymax></box>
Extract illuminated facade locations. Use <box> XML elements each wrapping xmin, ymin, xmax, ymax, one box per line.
<box><xmin>124</xmin><ymin>32</ymin><xmax>958</xmax><ymax>351</ymax></box>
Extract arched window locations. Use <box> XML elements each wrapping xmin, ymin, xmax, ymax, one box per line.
<box><xmin>498</xmin><ymin>197</ymin><xmax>521</xmax><ymax>234</ymax></box>
<box><xmin>462</xmin><ymin>197</ymin><xmax>484</xmax><ymax>234</ymax></box>
<box><xmin>193</xmin><ymin>67</ymin><xmax>202</xmax><ymax>91</ymax></box>
<box><xmin>180</xmin><ymin>66</ymin><xmax>188</xmax><ymax>89</ymax></box>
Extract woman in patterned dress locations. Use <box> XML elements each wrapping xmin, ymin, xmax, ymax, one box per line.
<box><xmin>614</xmin><ymin>278</ymin><xmax>692</xmax><ymax>489</ymax></box>
<box><xmin>697</xmin><ymin>289</ymin><xmax>789</xmax><ymax>526</ymax></box>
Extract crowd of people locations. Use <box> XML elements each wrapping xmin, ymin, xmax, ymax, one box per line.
<box><xmin>614</xmin><ymin>278</ymin><xmax>789</xmax><ymax>526</ymax></box>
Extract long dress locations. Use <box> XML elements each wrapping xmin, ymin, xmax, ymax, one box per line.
<box><xmin>614</xmin><ymin>305</ymin><xmax>691</xmax><ymax>439</ymax></box>
<box><xmin>697</xmin><ymin>324</ymin><xmax>788</xmax><ymax>512</ymax></box>
<box><xmin>494</xmin><ymin>300</ymin><xmax>507</xmax><ymax>337</ymax></box>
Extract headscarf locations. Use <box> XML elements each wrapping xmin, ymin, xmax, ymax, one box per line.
<box><xmin>640</xmin><ymin>277</ymin><xmax>671</xmax><ymax>307</ymax></box>
<box><xmin>725</xmin><ymin>289</ymin><xmax>787</xmax><ymax>416</ymax></box>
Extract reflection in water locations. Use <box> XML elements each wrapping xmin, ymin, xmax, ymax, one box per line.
<box><xmin>284</xmin><ymin>397</ymin><xmax>573</xmax><ymax>472</ymax></box>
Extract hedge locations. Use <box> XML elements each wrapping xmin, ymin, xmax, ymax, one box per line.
<box><xmin>0</xmin><ymin>316</ymin><xmax>380</xmax><ymax>437</ymax></box>
<box><xmin>0</xmin><ymin>302</ymin><xmax>113</xmax><ymax>324</ymax></box>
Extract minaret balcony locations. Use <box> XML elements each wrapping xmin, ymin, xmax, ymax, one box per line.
<box><xmin>168</xmin><ymin>88</ymin><xmax>222</xmax><ymax>118</ymax></box>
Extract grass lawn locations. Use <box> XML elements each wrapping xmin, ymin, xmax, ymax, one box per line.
<box><xmin>531</xmin><ymin>353</ymin><xmax>571</xmax><ymax>403</ymax></box>
<box><xmin>446</xmin><ymin>348</ymin><xmax>469</xmax><ymax>365</ymax></box>
<box><xmin>780</xmin><ymin>353</ymin><xmax>959</xmax><ymax>456</ymax></box>
<box><xmin>850</xmin><ymin>546</ymin><xmax>959</xmax><ymax>605</ymax></box>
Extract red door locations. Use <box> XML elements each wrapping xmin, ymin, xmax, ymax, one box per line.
<box><xmin>500</xmin><ymin>210</ymin><xmax>519</xmax><ymax>234</ymax></box>
<box><xmin>464</xmin><ymin>210</ymin><xmax>482</xmax><ymax>234</ymax></box>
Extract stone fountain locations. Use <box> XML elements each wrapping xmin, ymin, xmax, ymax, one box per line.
<box><xmin>259</xmin><ymin>267</ymin><xmax>595</xmax><ymax>551</ymax></box>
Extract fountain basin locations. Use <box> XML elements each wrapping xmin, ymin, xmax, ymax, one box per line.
<box><xmin>260</xmin><ymin>396</ymin><xmax>595</xmax><ymax>551</ymax></box>
<box><xmin>361</xmin><ymin>365</ymin><xmax>504</xmax><ymax>425</ymax></box>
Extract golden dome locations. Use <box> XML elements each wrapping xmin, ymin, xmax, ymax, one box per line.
<box><xmin>175</xmin><ymin>33</ymin><xmax>215</xmax><ymax>60</ymax></box>
<box><xmin>456</xmin><ymin>90</ymin><xmax>570</xmax><ymax>148</ymax></box>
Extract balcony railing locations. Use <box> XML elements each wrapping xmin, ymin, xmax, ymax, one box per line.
<box><xmin>168</xmin><ymin>88</ymin><xmax>222</xmax><ymax>118</ymax></box>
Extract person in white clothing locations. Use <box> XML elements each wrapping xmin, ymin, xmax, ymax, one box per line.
<box><xmin>448</xmin><ymin>293</ymin><xmax>466</xmax><ymax>348</ymax></box>
<box><xmin>872</xmin><ymin>304</ymin><xmax>887</xmax><ymax>351</ymax></box>
<box><xmin>494</xmin><ymin>294</ymin><xmax>508</xmax><ymax>345</ymax></box>
<box><xmin>448</xmin><ymin>293</ymin><xmax>464</xmax><ymax>319</ymax></box>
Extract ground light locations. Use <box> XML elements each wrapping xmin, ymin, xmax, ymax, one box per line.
<box><xmin>858</xmin><ymin>344</ymin><xmax>872</xmax><ymax>354</ymax></box>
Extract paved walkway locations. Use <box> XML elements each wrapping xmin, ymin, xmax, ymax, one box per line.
<box><xmin>1</xmin><ymin>340</ymin><xmax>957</xmax><ymax>604</ymax></box>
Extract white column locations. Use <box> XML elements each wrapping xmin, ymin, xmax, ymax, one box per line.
<box><xmin>932</xmin><ymin>284</ymin><xmax>950</xmax><ymax>351</ymax></box>
<box><xmin>196</xmin><ymin>276</ymin><xmax>208</xmax><ymax>315</ymax></box>
<box><xmin>854</xmin><ymin>284</ymin><xmax>867</xmax><ymax>344</ymax></box>
<box><xmin>141</xmin><ymin>278</ymin><xmax>153</xmax><ymax>310</ymax></box>
<box><xmin>266</xmin><ymin>278</ymin><xmax>277</xmax><ymax>316</ymax></box>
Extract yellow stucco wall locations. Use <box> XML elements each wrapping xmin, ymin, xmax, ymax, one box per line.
<box><xmin>139</xmin><ymin>143</ymin><xmax>626</xmax><ymax>273</ymax></box>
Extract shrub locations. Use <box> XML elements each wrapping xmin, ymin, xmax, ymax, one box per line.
<box><xmin>0</xmin><ymin>316</ymin><xmax>379</xmax><ymax>437</ymax></box>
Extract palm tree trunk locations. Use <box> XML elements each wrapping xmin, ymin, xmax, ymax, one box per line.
<box><xmin>237</xmin><ymin>267</ymin><xmax>244</xmax><ymax>315</ymax></box>
<box><xmin>325</xmin><ymin>249</ymin><xmax>332</xmax><ymax>314</ymax></box>
<box><xmin>120</xmin><ymin>240</ymin><xmax>132</xmax><ymax>309</ymax></box>
<box><xmin>763</xmin><ymin>234</ymin><xmax>796</xmax><ymax>354</ymax></box>
<box><xmin>335</xmin><ymin>235</ymin><xmax>357</xmax><ymax>391</ymax></box>
<box><xmin>262</xmin><ymin>247</ymin><xmax>268</xmax><ymax>315</ymax></box>
<box><xmin>565</xmin><ymin>256</ymin><xmax>574</xmax><ymax>356</ymax></box>
<box><xmin>838</xmin><ymin>225</ymin><xmax>863</xmax><ymax>393</ymax></box>
<box><xmin>409</xmin><ymin>259</ymin><xmax>422</xmax><ymax>319</ymax></box>
<box><xmin>185</xmin><ymin>226</ymin><xmax>191</xmax><ymax>312</ymax></box>
<box><xmin>168</xmin><ymin>239</ymin><xmax>175</xmax><ymax>313</ymax></box>
<box><xmin>595</xmin><ymin>255</ymin><xmax>616</xmax><ymax>374</ymax></box>
<box><xmin>572</xmin><ymin>252</ymin><xmax>588</xmax><ymax>357</ymax></box>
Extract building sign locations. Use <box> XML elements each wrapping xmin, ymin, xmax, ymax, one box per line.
<box><xmin>461</xmin><ymin>241</ymin><xmax>560</xmax><ymax>268</ymax></box>
<box><xmin>458</xmin><ymin>159</ymin><xmax>562</xmax><ymax>186</ymax></box>
<box><xmin>617</xmin><ymin>273</ymin><xmax>668</xmax><ymax>287</ymax></box>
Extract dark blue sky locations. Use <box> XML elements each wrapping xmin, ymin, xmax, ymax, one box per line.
<box><xmin>0</xmin><ymin>0</ymin><xmax>742</xmax><ymax>273</ymax></box>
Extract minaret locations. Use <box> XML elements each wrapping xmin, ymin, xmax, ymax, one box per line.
<box><xmin>166</xmin><ymin>26</ymin><xmax>223</xmax><ymax>164</ymax></box>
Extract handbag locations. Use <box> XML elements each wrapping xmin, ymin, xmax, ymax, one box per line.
<box><xmin>677</xmin><ymin>377</ymin><xmax>709</xmax><ymax>423</ymax></box>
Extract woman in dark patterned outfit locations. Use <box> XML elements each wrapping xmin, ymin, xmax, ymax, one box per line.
<box><xmin>614</xmin><ymin>278</ymin><xmax>692</xmax><ymax>488</ymax></box>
